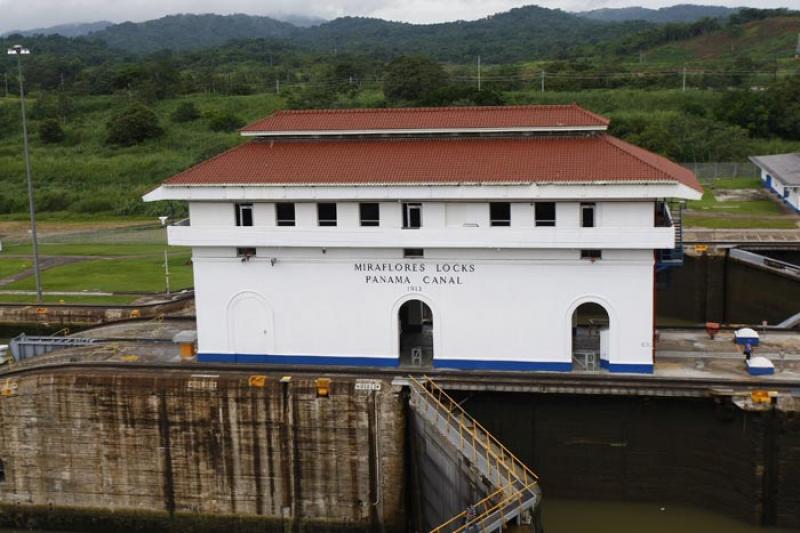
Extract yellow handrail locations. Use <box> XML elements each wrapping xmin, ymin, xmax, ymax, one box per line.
<box><xmin>409</xmin><ymin>375</ymin><xmax>539</xmax><ymax>483</ymax></box>
<box><xmin>429</xmin><ymin>483</ymin><xmax>515</xmax><ymax>533</ymax></box>
<box><xmin>451</xmin><ymin>482</ymin><xmax>539</xmax><ymax>533</ymax></box>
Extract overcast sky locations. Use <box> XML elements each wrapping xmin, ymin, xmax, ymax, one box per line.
<box><xmin>1</xmin><ymin>0</ymin><xmax>798</xmax><ymax>33</ymax></box>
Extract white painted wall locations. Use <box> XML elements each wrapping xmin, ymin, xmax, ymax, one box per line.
<box><xmin>182</xmin><ymin>198</ymin><xmax>665</xmax><ymax>371</ymax></box>
<box><xmin>189</xmin><ymin>202</ymin><xmax>234</xmax><ymax>226</ymax></box>
<box><xmin>598</xmin><ymin>202</ymin><xmax>653</xmax><ymax>227</ymax></box>
<box><xmin>759</xmin><ymin>169</ymin><xmax>799</xmax><ymax>211</ymax></box>
<box><xmin>192</xmin><ymin>248</ymin><xmax>655</xmax><ymax>369</ymax></box>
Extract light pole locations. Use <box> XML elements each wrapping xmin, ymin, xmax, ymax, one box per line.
<box><xmin>7</xmin><ymin>44</ymin><xmax>43</xmax><ymax>303</ymax></box>
<box><xmin>159</xmin><ymin>216</ymin><xmax>170</xmax><ymax>295</ymax></box>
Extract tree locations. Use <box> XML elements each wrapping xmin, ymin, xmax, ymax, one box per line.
<box><xmin>714</xmin><ymin>90</ymin><xmax>770</xmax><ymax>137</ymax></box>
<box><xmin>286</xmin><ymin>84</ymin><xmax>338</xmax><ymax>109</ymax></box>
<box><xmin>207</xmin><ymin>111</ymin><xmax>245</xmax><ymax>132</ymax></box>
<box><xmin>105</xmin><ymin>104</ymin><xmax>164</xmax><ymax>146</ymax></box>
<box><xmin>383</xmin><ymin>56</ymin><xmax>447</xmax><ymax>105</ymax></box>
<box><xmin>420</xmin><ymin>86</ymin><xmax>505</xmax><ymax>107</ymax></box>
<box><xmin>766</xmin><ymin>75</ymin><xmax>800</xmax><ymax>140</ymax></box>
<box><xmin>171</xmin><ymin>101</ymin><xmax>201</xmax><ymax>122</ymax></box>
<box><xmin>39</xmin><ymin>118</ymin><xmax>65</xmax><ymax>144</ymax></box>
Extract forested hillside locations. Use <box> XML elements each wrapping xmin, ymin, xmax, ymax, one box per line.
<box><xmin>578</xmin><ymin>5</ymin><xmax>737</xmax><ymax>23</ymax></box>
<box><xmin>22</xmin><ymin>7</ymin><xmax>651</xmax><ymax>62</ymax></box>
<box><xmin>0</xmin><ymin>6</ymin><xmax>798</xmax><ymax>219</ymax></box>
<box><xmin>89</xmin><ymin>14</ymin><xmax>299</xmax><ymax>54</ymax></box>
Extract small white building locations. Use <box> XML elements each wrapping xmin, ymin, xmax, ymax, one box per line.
<box><xmin>750</xmin><ymin>153</ymin><xmax>800</xmax><ymax>212</ymax></box>
<box><xmin>145</xmin><ymin>105</ymin><xmax>702</xmax><ymax>373</ymax></box>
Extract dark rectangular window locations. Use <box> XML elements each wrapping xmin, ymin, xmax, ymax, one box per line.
<box><xmin>235</xmin><ymin>203</ymin><xmax>253</xmax><ymax>227</ymax></box>
<box><xmin>404</xmin><ymin>248</ymin><xmax>424</xmax><ymax>258</ymax></box>
<box><xmin>535</xmin><ymin>202</ymin><xmax>556</xmax><ymax>227</ymax></box>
<box><xmin>580</xmin><ymin>249</ymin><xmax>602</xmax><ymax>260</ymax></box>
<box><xmin>490</xmin><ymin>202</ymin><xmax>511</xmax><ymax>227</ymax></box>
<box><xmin>237</xmin><ymin>247</ymin><xmax>256</xmax><ymax>258</ymax></box>
<box><xmin>360</xmin><ymin>203</ymin><xmax>380</xmax><ymax>227</ymax></box>
<box><xmin>276</xmin><ymin>203</ymin><xmax>295</xmax><ymax>227</ymax></box>
<box><xmin>403</xmin><ymin>203</ymin><xmax>422</xmax><ymax>229</ymax></box>
<box><xmin>317</xmin><ymin>203</ymin><xmax>337</xmax><ymax>227</ymax></box>
<box><xmin>581</xmin><ymin>203</ymin><xmax>595</xmax><ymax>228</ymax></box>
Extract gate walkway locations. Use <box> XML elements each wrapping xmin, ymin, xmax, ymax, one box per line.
<box><xmin>408</xmin><ymin>376</ymin><xmax>542</xmax><ymax>533</ymax></box>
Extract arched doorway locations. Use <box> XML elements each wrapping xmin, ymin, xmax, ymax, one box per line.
<box><xmin>398</xmin><ymin>299</ymin><xmax>434</xmax><ymax>368</ymax></box>
<box><xmin>571</xmin><ymin>302</ymin><xmax>610</xmax><ymax>370</ymax></box>
<box><xmin>227</xmin><ymin>292</ymin><xmax>274</xmax><ymax>355</ymax></box>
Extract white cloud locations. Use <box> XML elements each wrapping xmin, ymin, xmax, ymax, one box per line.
<box><xmin>0</xmin><ymin>0</ymin><xmax>798</xmax><ymax>32</ymax></box>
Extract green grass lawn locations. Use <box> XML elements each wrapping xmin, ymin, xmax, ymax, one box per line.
<box><xmin>2</xmin><ymin>242</ymin><xmax>185</xmax><ymax>257</ymax></box>
<box><xmin>0</xmin><ymin>258</ymin><xmax>32</xmax><ymax>279</ymax></box>
<box><xmin>4</xmin><ymin>252</ymin><xmax>193</xmax><ymax>293</ymax></box>
<box><xmin>687</xmin><ymin>191</ymin><xmax>785</xmax><ymax>215</ymax></box>
<box><xmin>703</xmin><ymin>177</ymin><xmax>763</xmax><ymax>189</ymax></box>
<box><xmin>0</xmin><ymin>293</ymin><xmax>139</xmax><ymax>305</ymax></box>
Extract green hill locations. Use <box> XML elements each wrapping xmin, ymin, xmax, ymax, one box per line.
<box><xmin>297</xmin><ymin>7</ymin><xmax>648</xmax><ymax>63</ymax></box>
<box><xmin>89</xmin><ymin>14</ymin><xmax>300</xmax><ymax>54</ymax></box>
<box><xmin>643</xmin><ymin>16</ymin><xmax>800</xmax><ymax>64</ymax></box>
<box><xmin>82</xmin><ymin>8</ymin><xmax>648</xmax><ymax>63</ymax></box>
<box><xmin>579</xmin><ymin>4</ymin><xmax>737</xmax><ymax>23</ymax></box>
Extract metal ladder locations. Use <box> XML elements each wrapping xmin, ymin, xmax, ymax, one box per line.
<box><xmin>408</xmin><ymin>376</ymin><xmax>541</xmax><ymax>533</ymax></box>
<box><xmin>657</xmin><ymin>201</ymin><xmax>685</xmax><ymax>269</ymax></box>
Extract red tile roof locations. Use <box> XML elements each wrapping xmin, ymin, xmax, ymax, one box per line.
<box><xmin>164</xmin><ymin>135</ymin><xmax>702</xmax><ymax>192</ymax></box>
<box><xmin>241</xmin><ymin>104</ymin><xmax>610</xmax><ymax>134</ymax></box>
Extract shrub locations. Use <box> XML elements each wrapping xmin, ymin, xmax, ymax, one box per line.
<box><xmin>39</xmin><ymin>118</ymin><xmax>65</xmax><ymax>144</ymax></box>
<box><xmin>383</xmin><ymin>55</ymin><xmax>447</xmax><ymax>105</ymax></box>
<box><xmin>206</xmin><ymin>111</ymin><xmax>245</xmax><ymax>132</ymax></box>
<box><xmin>105</xmin><ymin>104</ymin><xmax>164</xmax><ymax>146</ymax></box>
<box><xmin>170</xmin><ymin>101</ymin><xmax>201</xmax><ymax>123</ymax></box>
<box><xmin>72</xmin><ymin>196</ymin><xmax>115</xmax><ymax>213</ymax></box>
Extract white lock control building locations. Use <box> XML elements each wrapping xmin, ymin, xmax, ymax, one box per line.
<box><xmin>145</xmin><ymin>105</ymin><xmax>702</xmax><ymax>373</ymax></box>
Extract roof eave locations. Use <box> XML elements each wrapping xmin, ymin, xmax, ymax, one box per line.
<box><xmin>240</xmin><ymin>126</ymin><xmax>608</xmax><ymax>137</ymax></box>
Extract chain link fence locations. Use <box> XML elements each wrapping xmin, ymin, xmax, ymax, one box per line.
<box><xmin>680</xmin><ymin>161</ymin><xmax>760</xmax><ymax>183</ymax></box>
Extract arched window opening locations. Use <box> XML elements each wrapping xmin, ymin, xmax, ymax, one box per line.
<box><xmin>571</xmin><ymin>302</ymin><xmax>610</xmax><ymax>371</ymax></box>
<box><xmin>398</xmin><ymin>300</ymin><xmax>434</xmax><ymax>368</ymax></box>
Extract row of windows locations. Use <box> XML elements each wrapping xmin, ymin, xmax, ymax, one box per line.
<box><xmin>234</xmin><ymin>202</ymin><xmax>596</xmax><ymax>229</ymax></box>
<box><xmin>236</xmin><ymin>246</ymin><xmax>603</xmax><ymax>260</ymax></box>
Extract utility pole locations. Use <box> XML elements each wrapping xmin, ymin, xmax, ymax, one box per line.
<box><xmin>276</xmin><ymin>78</ymin><xmax>280</xmax><ymax>95</ymax></box>
<box><xmin>682</xmin><ymin>66</ymin><xmax>687</xmax><ymax>92</ymax></box>
<box><xmin>795</xmin><ymin>32</ymin><xmax>800</xmax><ymax>59</ymax></box>
<box><xmin>163</xmin><ymin>249</ymin><xmax>171</xmax><ymax>295</ymax></box>
<box><xmin>3</xmin><ymin>73</ymin><xmax>7</xmax><ymax>97</ymax></box>
<box><xmin>477</xmin><ymin>56</ymin><xmax>481</xmax><ymax>92</ymax></box>
<box><xmin>7</xmin><ymin>45</ymin><xmax>43</xmax><ymax>303</ymax></box>
<box><xmin>540</xmin><ymin>70</ymin><xmax>545</xmax><ymax>93</ymax></box>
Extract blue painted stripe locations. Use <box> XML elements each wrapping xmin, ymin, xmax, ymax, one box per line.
<box><xmin>607</xmin><ymin>362</ymin><xmax>654</xmax><ymax>374</ymax></box>
<box><xmin>198</xmin><ymin>353</ymin><xmax>573</xmax><ymax>372</ymax></box>
<box><xmin>197</xmin><ymin>353</ymin><xmax>654</xmax><ymax>374</ymax></box>
<box><xmin>198</xmin><ymin>353</ymin><xmax>399</xmax><ymax>367</ymax></box>
<box><xmin>747</xmin><ymin>366</ymin><xmax>774</xmax><ymax>376</ymax></box>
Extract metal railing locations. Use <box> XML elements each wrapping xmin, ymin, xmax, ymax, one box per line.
<box><xmin>408</xmin><ymin>376</ymin><xmax>541</xmax><ymax>533</ymax></box>
<box><xmin>656</xmin><ymin>201</ymin><xmax>685</xmax><ymax>268</ymax></box>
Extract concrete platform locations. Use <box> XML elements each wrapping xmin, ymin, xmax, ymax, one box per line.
<box><xmin>1</xmin><ymin>320</ymin><xmax>799</xmax><ymax>404</ymax></box>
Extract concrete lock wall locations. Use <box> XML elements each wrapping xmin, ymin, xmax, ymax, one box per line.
<box><xmin>407</xmin><ymin>407</ymin><xmax>489</xmax><ymax>531</ymax></box>
<box><xmin>191</xmin><ymin>247</ymin><xmax>655</xmax><ymax>372</ymax></box>
<box><xmin>458</xmin><ymin>392</ymin><xmax>800</xmax><ymax>529</ymax></box>
<box><xmin>0</xmin><ymin>371</ymin><xmax>406</xmax><ymax>532</ymax></box>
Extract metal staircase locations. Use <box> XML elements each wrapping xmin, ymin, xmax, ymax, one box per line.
<box><xmin>656</xmin><ymin>200</ymin><xmax>685</xmax><ymax>271</ymax></box>
<box><xmin>408</xmin><ymin>376</ymin><xmax>541</xmax><ymax>533</ymax></box>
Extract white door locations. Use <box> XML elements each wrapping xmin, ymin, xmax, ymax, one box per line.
<box><xmin>228</xmin><ymin>294</ymin><xmax>273</xmax><ymax>355</ymax></box>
